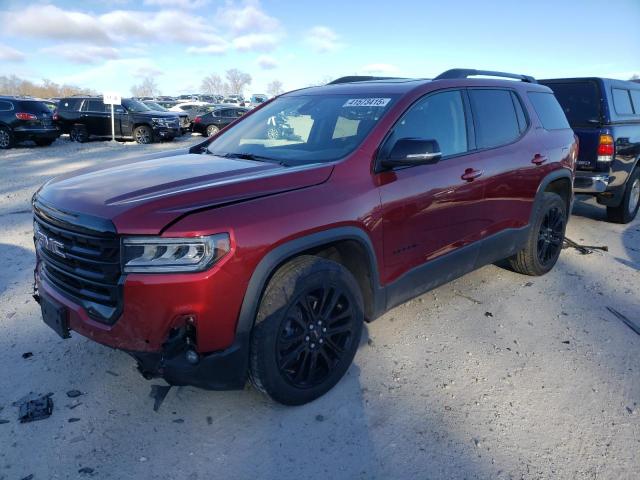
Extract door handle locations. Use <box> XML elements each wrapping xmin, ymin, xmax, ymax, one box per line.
<box><xmin>532</xmin><ymin>154</ymin><xmax>548</xmax><ymax>165</ymax></box>
<box><xmin>461</xmin><ymin>168</ymin><xmax>483</xmax><ymax>182</ymax></box>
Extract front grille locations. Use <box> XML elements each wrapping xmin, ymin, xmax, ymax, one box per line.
<box><xmin>34</xmin><ymin>207</ymin><xmax>122</xmax><ymax>325</ymax></box>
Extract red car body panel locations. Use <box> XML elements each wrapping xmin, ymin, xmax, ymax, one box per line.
<box><xmin>33</xmin><ymin>77</ymin><xmax>577</xmax><ymax>388</ymax></box>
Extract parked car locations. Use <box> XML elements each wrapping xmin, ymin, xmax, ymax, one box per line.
<box><xmin>33</xmin><ymin>69</ymin><xmax>576</xmax><ymax>405</ymax></box>
<box><xmin>169</xmin><ymin>101</ymin><xmax>217</xmax><ymax>126</ymax></box>
<box><xmin>222</xmin><ymin>97</ymin><xmax>240</xmax><ymax>105</ymax></box>
<box><xmin>0</xmin><ymin>96</ymin><xmax>60</xmax><ymax>149</ymax></box>
<box><xmin>540</xmin><ymin>77</ymin><xmax>640</xmax><ymax>222</ymax></box>
<box><xmin>248</xmin><ymin>94</ymin><xmax>269</xmax><ymax>108</ymax></box>
<box><xmin>192</xmin><ymin>106</ymin><xmax>248</xmax><ymax>137</ymax></box>
<box><xmin>142</xmin><ymin>100</ymin><xmax>190</xmax><ymax>133</ymax></box>
<box><xmin>55</xmin><ymin>97</ymin><xmax>181</xmax><ymax>144</ymax></box>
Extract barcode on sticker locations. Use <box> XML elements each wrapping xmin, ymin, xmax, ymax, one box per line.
<box><xmin>343</xmin><ymin>98</ymin><xmax>391</xmax><ymax>107</ymax></box>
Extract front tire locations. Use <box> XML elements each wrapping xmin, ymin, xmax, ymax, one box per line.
<box><xmin>607</xmin><ymin>167</ymin><xmax>640</xmax><ymax>224</ymax></box>
<box><xmin>250</xmin><ymin>256</ymin><xmax>364</xmax><ymax>405</ymax></box>
<box><xmin>206</xmin><ymin>125</ymin><xmax>219</xmax><ymax>137</ymax></box>
<box><xmin>508</xmin><ymin>192</ymin><xmax>567</xmax><ymax>276</ymax></box>
<box><xmin>134</xmin><ymin>125</ymin><xmax>153</xmax><ymax>144</ymax></box>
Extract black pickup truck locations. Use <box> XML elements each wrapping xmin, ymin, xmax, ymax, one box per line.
<box><xmin>55</xmin><ymin>97</ymin><xmax>181</xmax><ymax>144</ymax></box>
<box><xmin>540</xmin><ymin>78</ymin><xmax>640</xmax><ymax>223</ymax></box>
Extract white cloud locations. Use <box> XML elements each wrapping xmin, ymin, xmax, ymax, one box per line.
<box><xmin>257</xmin><ymin>55</ymin><xmax>278</xmax><ymax>70</ymax></box>
<box><xmin>233</xmin><ymin>33</ymin><xmax>280</xmax><ymax>52</ymax></box>
<box><xmin>186</xmin><ymin>41</ymin><xmax>229</xmax><ymax>55</ymax></box>
<box><xmin>361</xmin><ymin>63</ymin><xmax>400</xmax><ymax>75</ymax></box>
<box><xmin>144</xmin><ymin>0</ymin><xmax>210</xmax><ymax>8</ymax></box>
<box><xmin>218</xmin><ymin>3</ymin><xmax>280</xmax><ymax>34</ymax></box>
<box><xmin>59</xmin><ymin>58</ymin><xmax>163</xmax><ymax>88</ymax></box>
<box><xmin>306</xmin><ymin>26</ymin><xmax>342</xmax><ymax>53</ymax></box>
<box><xmin>40</xmin><ymin>44</ymin><xmax>120</xmax><ymax>64</ymax></box>
<box><xmin>0</xmin><ymin>43</ymin><xmax>25</xmax><ymax>62</ymax></box>
<box><xmin>2</xmin><ymin>4</ymin><xmax>112</xmax><ymax>45</ymax></box>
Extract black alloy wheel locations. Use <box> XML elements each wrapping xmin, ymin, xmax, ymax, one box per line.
<box><xmin>537</xmin><ymin>205</ymin><xmax>565</xmax><ymax>266</ymax></box>
<box><xmin>276</xmin><ymin>283</ymin><xmax>357</xmax><ymax>389</ymax></box>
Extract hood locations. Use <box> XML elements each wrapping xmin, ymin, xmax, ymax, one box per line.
<box><xmin>36</xmin><ymin>152</ymin><xmax>334</xmax><ymax>234</ymax></box>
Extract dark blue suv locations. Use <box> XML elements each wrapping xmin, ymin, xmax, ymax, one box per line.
<box><xmin>540</xmin><ymin>78</ymin><xmax>640</xmax><ymax>223</ymax></box>
<box><xmin>0</xmin><ymin>96</ymin><xmax>61</xmax><ymax>149</ymax></box>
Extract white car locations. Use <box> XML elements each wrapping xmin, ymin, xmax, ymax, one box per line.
<box><xmin>169</xmin><ymin>101</ymin><xmax>210</xmax><ymax>112</ymax></box>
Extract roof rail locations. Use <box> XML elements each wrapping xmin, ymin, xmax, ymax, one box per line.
<box><xmin>327</xmin><ymin>76</ymin><xmax>400</xmax><ymax>85</ymax></box>
<box><xmin>435</xmin><ymin>69</ymin><xmax>537</xmax><ymax>84</ymax></box>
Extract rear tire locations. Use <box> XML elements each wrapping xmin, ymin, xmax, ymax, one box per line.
<box><xmin>249</xmin><ymin>256</ymin><xmax>364</xmax><ymax>405</ymax></box>
<box><xmin>69</xmin><ymin>125</ymin><xmax>88</xmax><ymax>143</ymax></box>
<box><xmin>134</xmin><ymin>125</ymin><xmax>153</xmax><ymax>144</ymax></box>
<box><xmin>206</xmin><ymin>125</ymin><xmax>219</xmax><ymax>137</ymax></box>
<box><xmin>508</xmin><ymin>192</ymin><xmax>567</xmax><ymax>276</ymax></box>
<box><xmin>606</xmin><ymin>167</ymin><xmax>640</xmax><ymax>224</ymax></box>
<box><xmin>0</xmin><ymin>126</ymin><xmax>14</xmax><ymax>149</ymax></box>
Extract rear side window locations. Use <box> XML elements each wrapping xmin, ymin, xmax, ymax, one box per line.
<box><xmin>391</xmin><ymin>90</ymin><xmax>468</xmax><ymax>157</ymax></box>
<box><xmin>59</xmin><ymin>99</ymin><xmax>81</xmax><ymax>111</ymax></box>
<box><xmin>469</xmin><ymin>89</ymin><xmax>521</xmax><ymax>148</ymax></box>
<box><xmin>83</xmin><ymin>100</ymin><xmax>106</xmax><ymax>112</ymax></box>
<box><xmin>0</xmin><ymin>100</ymin><xmax>13</xmax><ymax>111</ymax></box>
<box><xmin>631</xmin><ymin>90</ymin><xmax>640</xmax><ymax>115</ymax></box>
<box><xmin>527</xmin><ymin>92</ymin><xmax>571</xmax><ymax>130</ymax></box>
<box><xmin>612</xmin><ymin>88</ymin><xmax>634</xmax><ymax>115</ymax></box>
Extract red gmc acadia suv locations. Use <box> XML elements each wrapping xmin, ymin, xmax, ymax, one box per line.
<box><xmin>33</xmin><ymin>69</ymin><xmax>577</xmax><ymax>405</ymax></box>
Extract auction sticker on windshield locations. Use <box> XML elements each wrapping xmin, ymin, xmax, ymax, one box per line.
<box><xmin>343</xmin><ymin>98</ymin><xmax>391</xmax><ymax>107</ymax></box>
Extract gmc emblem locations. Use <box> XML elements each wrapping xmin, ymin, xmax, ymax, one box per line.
<box><xmin>36</xmin><ymin>230</ymin><xmax>66</xmax><ymax>258</ymax></box>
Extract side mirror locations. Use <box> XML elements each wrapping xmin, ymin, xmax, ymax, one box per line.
<box><xmin>382</xmin><ymin>138</ymin><xmax>442</xmax><ymax>168</ymax></box>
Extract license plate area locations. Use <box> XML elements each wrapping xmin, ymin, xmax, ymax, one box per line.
<box><xmin>40</xmin><ymin>293</ymin><xmax>70</xmax><ymax>339</ymax></box>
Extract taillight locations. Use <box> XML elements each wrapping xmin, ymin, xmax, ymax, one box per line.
<box><xmin>597</xmin><ymin>134</ymin><xmax>614</xmax><ymax>162</ymax></box>
<box><xmin>194</xmin><ymin>116</ymin><xmax>201</xmax><ymax>124</ymax></box>
<box><xmin>16</xmin><ymin>112</ymin><xmax>37</xmax><ymax>121</ymax></box>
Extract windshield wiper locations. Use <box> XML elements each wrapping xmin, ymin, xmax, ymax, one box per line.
<box><xmin>212</xmin><ymin>151</ymin><xmax>288</xmax><ymax>166</ymax></box>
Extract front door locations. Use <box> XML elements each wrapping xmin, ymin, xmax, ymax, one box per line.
<box><xmin>376</xmin><ymin>89</ymin><xmax>490</xmax><ymax>287</ymax></box>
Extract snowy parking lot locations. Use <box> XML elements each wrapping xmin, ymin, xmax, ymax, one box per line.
<box><xmin>1</xmin><ymin>135</ymin><xmax>639</xmax><ymax>479</ymax></box>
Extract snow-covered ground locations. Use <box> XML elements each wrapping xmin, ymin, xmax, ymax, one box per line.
<box><xmin>0</xmin><ymin>136</ymin><xmax>639</xmax><ymax>479</ymax></box>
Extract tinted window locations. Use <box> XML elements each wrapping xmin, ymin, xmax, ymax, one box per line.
<box><xmin>0</xmin><ymin>100</ymin><xmax>13</xmax><ymax>111</ymax></box>
<box><xmin>631</xmin><ymin>90</ymin><xmax>640</xmax><ymax>115</ymax></box>
<box><xmin>390</xmin><ymin>90</ymin><xmax>467</xmax><ymax>157</ymax></box>
<box><xmin>218</xmin><ymin>109</ymin><xmax>234</xmax><ymax>117</ymax></box>
<box><xmin>541</xmin><ymin>81</ymin><xmax>600</xmax><ymax>127</ymax></box>
<box><xmin>469</xmin><ymin>89</ymin><xmax>521</xmax><ymax>148</ymax></box>
<box><xmin>612</xmin><ymin>88</ymin><xmax>634</xmax><ymax>115</ymax></box>
<box><xmin>59</xmin><ymin>98</ymin><xmax>82</xmax><ymax>111</ymax></box>
<box><xmin>527</xmin><ymin>92</ymin><xmax>571</xmax><ymax>130</ymax></box>
<box><xmin>84</xmin><ymin>100</ymin><xmax>105</xmax><ymax>112</ymax></box>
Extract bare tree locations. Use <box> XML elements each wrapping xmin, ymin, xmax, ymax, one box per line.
<box><xmin>201</xmin><ymin>74</ymin><xmax>224</xmax><ymax>94</ymax></box>
<box><xmin>266</xmin><ymin>80</ymin><xmax>284</xmax><ymax>97</ymax></box>
<box><xmin>225</xmin><ymin>69</ymin><xmax>251</xmax><ymax>95</ymax></box>
<box><xmin>130</xmin><ymin>77</ymin><xmax>159</xmax><ymax>97</ymax></box>
<box><xmin>630</xmin><ymin>74</ymin><xmax>639</xmax><ymax>81</ymax></box>
<box><xmin>0</xmin><ymin>75</ymin><xmax>93</xmax><ymax>97</ymax></box>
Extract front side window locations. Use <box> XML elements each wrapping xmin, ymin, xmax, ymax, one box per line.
<box><xmin>207</xmin><ymin>94</ymin><xmax>397</xmax><ymax>165</ymax></box>
<box><xmin>383</xmin><ymin>90</ymin><xmax>467</xmax><ymax>158</ymax></box>
<box><xmin>122</xmin><ymin>99</ymin><xmax>151</xmax><ymax>113</ymax></box>
<box><xmin>527</xmin><ymin>92</ymin><xmax>571</xmax><ymax>130</ymax></box>
<box><xmin>469</xmin><ymin>89</ymin><xmax>521</xmax><ymax>149</ymax></box>
<box><xmin>612</xmin><ymin>88</ymin><xmax>634</xmax><ymax>115</ymax></box>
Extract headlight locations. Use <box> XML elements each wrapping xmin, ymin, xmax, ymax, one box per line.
<box><xmin>122</xmin><ymin>234</ymin><xmax>230</xmax><ymax>273</ymax></box>
<box><xmin>152</xmin><ymin>117</ymin><xmax>169</xmax><ymax>126</ymax></box>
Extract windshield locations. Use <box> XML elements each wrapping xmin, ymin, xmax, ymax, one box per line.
<box><xmin>206</xmin><ymin>94</ymin><xmax>397</xmax><ymax>165</ymax></box>
<box><xmin>145</xmin><ymin>101</ymin><xmax>167</xmax><ymax>111</ymax></box>
<box><xmin>123</xmin><ymin>99</ymin><xmax>152</xmax><ymax>113</ymax></box>
<box><xmin>543</xmin><ymin>81</ymin><xmax>602</xmax><ymax>127</ymax></box>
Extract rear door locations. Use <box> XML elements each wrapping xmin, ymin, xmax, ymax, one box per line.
<box><xmin>467</xmin><ymin>88</ymin><xmax>543</xmax><ymax>237</ymax></box>
<box><xmin>81</xmin><ymin>99</ymin><xmax>109</xmax><ymax>135</ymax></box>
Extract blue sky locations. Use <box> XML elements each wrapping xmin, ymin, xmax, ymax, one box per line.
<box><xmin>0</xmin><ymin>0</ymin><xmax>638</xmax><ymax>96</ymax></box>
